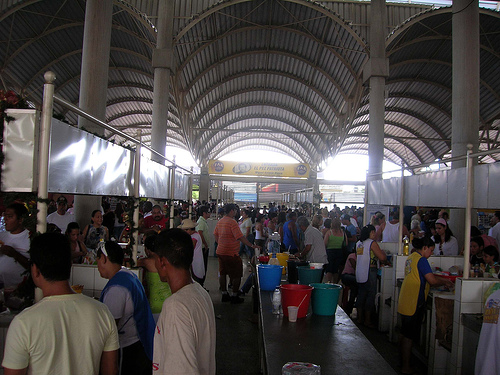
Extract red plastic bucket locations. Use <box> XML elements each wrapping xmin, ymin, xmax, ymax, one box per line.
<box><xmin>280</xmin><ymin>284</ymin><xmax>313</xmax><ymax>318</ymax></box>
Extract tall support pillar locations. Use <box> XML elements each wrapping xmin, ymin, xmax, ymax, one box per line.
<box><xmin>451</xmin><ymin>0</ymin><xmax>480</xmax><ymax>250</ymax></box>
<box><xmin>199</xmin><ymin>166</ymin><xmax>210</xmax><ymax>203</ymax></box>
<box><xmin>256</xmin><ymin>183</ymin><xmax>260</xmax><ymax>209</ymax></box>
<box><xmin>78</xmin><ymin>0</ymin><xmax>113</xmax><ymax>135</ymax></box>
<box><xmin>75</xmin><ymin>0</ymin><xmax>113</xmax><ymax>225</ymax></box>
<box><xmin>151</xmin><ymin>0</ymin><xmax>174</xmax><ymax>163</ymax></box>
<box><xmin>452</xmin><ymin>0</ymin><xmax>480</xmax><ymax>168</ymax></box>
<box><xmin>363</xmin><ymin>0</ymin><xmax>389</xmax><ymax>181</ymax></box>
<box><xmin>307</xmin><ymin>169</ymin><xmax>319</xmax><ymax>212</ymax></box>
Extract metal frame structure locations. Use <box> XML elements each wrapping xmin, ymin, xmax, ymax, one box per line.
<box><xmin>1</xmin><ymin>1</ymin><xmax>499</xmax><ymax>173</ymax></box>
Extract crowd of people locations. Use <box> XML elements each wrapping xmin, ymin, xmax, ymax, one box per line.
<box><xmin>1</xmin><ymin>201</ymin><xmax>216</xmax><ymax>374</ymax></box>
<box><xmin>1</xmin><ymin>196</ymin><xmax>500</xmax><ymax>374</ymax></box>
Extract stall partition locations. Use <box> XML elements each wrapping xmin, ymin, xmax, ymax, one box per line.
<box><xmin>365</xmin><ymin>146</ymin><xmax>500</xmax><ymax>375</ymax></box>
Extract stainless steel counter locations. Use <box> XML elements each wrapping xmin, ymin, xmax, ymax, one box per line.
<box><xmin>258</xmin><ymin>288</ymin><xmax>397</xmax><ymax>375</ymax></box>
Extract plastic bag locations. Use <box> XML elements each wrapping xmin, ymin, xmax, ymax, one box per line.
<box><xmin>282</xmin><ymin>362</ymin><xmax>321</xmax><ymax>374</ymax></box>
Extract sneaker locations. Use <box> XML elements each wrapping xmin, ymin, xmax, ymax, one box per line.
<box><xmin>221</xmin><ymin>293</ymin><xmax>231</xmax><ymax>303</ymax></box>
<box><xmin>230</xmin><ymin>295</ymin><xmax>244</xmax><ymax>304</ymax></box>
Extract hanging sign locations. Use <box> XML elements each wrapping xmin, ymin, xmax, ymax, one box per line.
<box><xmin>208</xmin><ymin>160</ymin><xmax>310</xmax><ymax>178</ymax></box>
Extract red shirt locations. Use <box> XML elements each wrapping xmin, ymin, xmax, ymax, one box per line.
<box><xmin>143</xmin><ymin>215</ymin><xmax>169</xmax><ymax>231</ymax></box>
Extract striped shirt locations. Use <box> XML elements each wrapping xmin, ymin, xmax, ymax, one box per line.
<box><xmin>214</xmin><ymin>216</ymin><xmax>243</xmax><ymax>256</ymax></box>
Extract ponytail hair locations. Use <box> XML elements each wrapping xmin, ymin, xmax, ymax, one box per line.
<box><xmin>360</xmin><ymin>225</ymin><xmax>375</xmax><ymax>241</ymax></box>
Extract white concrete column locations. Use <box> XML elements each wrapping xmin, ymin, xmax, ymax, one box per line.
<box><xmin>452</xmin><ymin>0</ymin><xmax>479</xmax><ymax>168</ymax></box>
<box><xmin>78</xmin><ymin>0</ymin><xmax>113</xmax><ymax>135</ymax></box>
<box><xmin>256</xmin><ymin>183</ymin><xmax>260</xmax><ymax>209</ymax></box>
<box><xmin>364</xmin><ymin>0</ymin><xmax>389</xmax><ymax>180</ymax></box>
<box><xmin>75</xmin><ymin>0</ymin><xmax>113</xmax><ymax>226</ymax></box>
<box><xmin>450</xmin><ymin>0</ymin><xmax>480</xmax><ymax>251</ymax></box>
<box><xmin>199</xmin><ymin>166</ymin><xmax>210</xmax><ymax>202</ymax></box>
<box><xmin>151</xmin><ymin>0</ymin><xmax>174</xmax><ymax>163</ymax></box>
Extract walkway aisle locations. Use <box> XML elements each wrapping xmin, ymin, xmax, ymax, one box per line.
<box><xmin>205</xmin><ymin>256</ymin><xmax>261</xmax><ymax>375</ymax></box>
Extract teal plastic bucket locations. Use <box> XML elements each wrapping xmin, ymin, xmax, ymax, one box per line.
<box><xmin>257</xmin><ymin>264</ymin><xmax>284</xmax><ymax>291</ymax></box>
<box><xmin>310</xmin><ymin>283</ymin><xmax>342</xmax><ymax>316</ymax></box>
<box><xmin>297</xmin><ymin>266</ymin><xmax>323</xmax><ymax>285</ymax></box>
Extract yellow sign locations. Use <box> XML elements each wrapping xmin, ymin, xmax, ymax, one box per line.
<box><xmin>208</xmin><ymin>160</ymin><xmax>310</xmax><ymax>178</ymax></box>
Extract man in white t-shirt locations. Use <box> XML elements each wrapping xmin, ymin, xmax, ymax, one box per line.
<box><xmin>2</xmin><ymin>233</ymin><xmax>119</xmax><ymax>375</ymax></box>
<box><xmin>151</xmin><ymin>228</ymin><xmax>216</xmax><ymax>375</ymax></box>
<box><xmin>0</xmin><ymin>203</ymin><xmax>30</xmax><ymax>288</ymax></box>
<box><xmin>296</xmin><ymin>216</ymin><xmax>328</xmax><ymax>264</ymax></box>
<box><xmin>46</xmin><ymin>195</ymin><xmax>75</xmax><ymax>232</ymax></box>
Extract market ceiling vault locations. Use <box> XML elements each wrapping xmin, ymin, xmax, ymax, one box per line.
<box><xmin>0</xmin><ymin>0</ymin><xmax>499</xmax><ymax>171</ymax></box>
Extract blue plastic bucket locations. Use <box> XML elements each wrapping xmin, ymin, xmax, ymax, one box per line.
<box><xmin>297</xmin><ymin>266</ymin><xmax>323</xmax><ymax>285</ymax></box>
<box><xmin>310</xmin><ymin>283</ymin><xmax>342</xmax><ymax>316</ymax></box>
<box><xmin>257</xmin><ymin>264</ymin><xmax>284</xmax><ymax>291</ymax></box>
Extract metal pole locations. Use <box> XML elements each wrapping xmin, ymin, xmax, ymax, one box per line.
<box><xmin>169</xmin><ymin>164</ymin><xmax>175</xmax><ymax>229</ymax></box>
<box><xmin>398</xmin><ymin>164</ymin><xmax>405</xmax><ymax>255</ymax></box>
<box><xmin>169</xmin><ymin>164</ymin><xmax>176</xmax><ymax>228</ymax></box>
<box><xmin>36</xmin><ymin>71</ymin><xmax>56</xmax><ymax>234</ymax></box>
<box><xmin>463</xmin><ymin>144</ymin><xmax>474</xmax><ymax>279</ymax></box>
<box><xmin>363</xmin><ymin>171</ymin><xmax>369</xmax><ymax>227</ymax></box>
<box><xmin>132</xmin><ymin>130</ymin><xmax>141</xmax><ymax>266</ymax></box>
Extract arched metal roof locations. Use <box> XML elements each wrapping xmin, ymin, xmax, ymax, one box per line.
<box><xmin>0</xmin><ymin>0</ymin><xmax>499</xmax><ymax>170</ymax></box>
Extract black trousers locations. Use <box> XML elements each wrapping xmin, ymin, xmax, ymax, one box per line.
<box><xmin>120</xmin><ymin>340</ymin><xmax>151</xmax><ymax>375</ymax></box>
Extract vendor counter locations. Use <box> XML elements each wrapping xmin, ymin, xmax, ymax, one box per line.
<box><xmin>258</xmin><ymin>288</ymin><xmax>397</xmax><ymax>375</ymax></box>
<box><xmin>71</xmin><ymin>264</ymin><xmax>142</xmax><ymax>298</ymax></box>
<box><xmin>387</xmin><ymin>254</ymin><xmax>500</xmax><ymax>374</ymax></box>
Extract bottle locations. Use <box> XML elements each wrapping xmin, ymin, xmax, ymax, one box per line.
<box><xmin>269</xmin><ymin>253</ymin><xmax>280</xmax><ymax>266</ymax></box>
<box><xmin>403</xmin><ymin>235</ymin><xmax>410</xmax><ymax>256</ymax></box>
<box><xmin>272</xmin><ymin>287</ymin><xmax>281</xmax><ymax>315</ymax></box>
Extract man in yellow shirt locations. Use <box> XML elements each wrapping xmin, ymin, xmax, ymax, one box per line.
<box><xmin>3</xmin><ymin>233</ymin><xmax>119</xmax><ymax>375</ymax></box>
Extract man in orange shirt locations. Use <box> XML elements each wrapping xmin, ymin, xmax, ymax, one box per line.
<box><xmin>214</xmin><ymin>204</ymin><xmax>259</xmax><ymax>304</ymax></box>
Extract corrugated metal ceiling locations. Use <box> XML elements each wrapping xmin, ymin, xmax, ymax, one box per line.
<box><xmin>0</xmin><ymin>0</ymin><xmax>499</xmax><ymax>172</ymax></box>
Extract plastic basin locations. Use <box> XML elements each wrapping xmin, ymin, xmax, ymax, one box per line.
<box><xmin>257</xmin><ymin>264</ymin><xmax>283</xmax><ymax>291</ymax></box>
<box><xmin>287</xmin><ymin>260</ymin><xmax>309</xmax><ymax>284</ymax></box>
<box><xmin>310</xmin><ymin>283</ymin><xmax>342</xmax><ymax>316</ymax></box>
<box><xmin>297</xmin><ymin>266</ymin><xmax>323</xmax><ymax>285</ymax></box>
<box><xmin>276</xmin><ymin>253</ymin><xmax>289</xmax><ymax>275</ymax></box>
<box><xmin>280</xmin><ymin>284</ymin><xmax>313</xmax><ymax>318</ymax></box>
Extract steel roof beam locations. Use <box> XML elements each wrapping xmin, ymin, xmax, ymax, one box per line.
<box><xmin>182</xmin><ymin>49</ymin><xmax>348</xmax><ymax>102</ymax></box>
<box><xmin>191</xmin><ymin>86</ymin><xmax>334</xmax><ymax>131</ymax></box>
<box><xmin>194</xmin><ymin>102</ymin><xmax>330</xmax><ymax>154</ymax></box>
<box><xmin>187</xmin><ymin>70</ymin><xmax>340</xmax><ymax>119</ymax></box>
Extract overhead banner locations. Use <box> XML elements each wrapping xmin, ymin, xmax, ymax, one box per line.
<box><xmin>208</xmin><ymin>160</ymin><xmax>310</xmax><ymax>178</ymax></box>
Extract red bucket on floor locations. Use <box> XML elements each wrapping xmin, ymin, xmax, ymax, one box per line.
<box><xmin>280</xmin><ymin>284</ymin><xmax>313</xmax><ymax>319</ymax></box>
